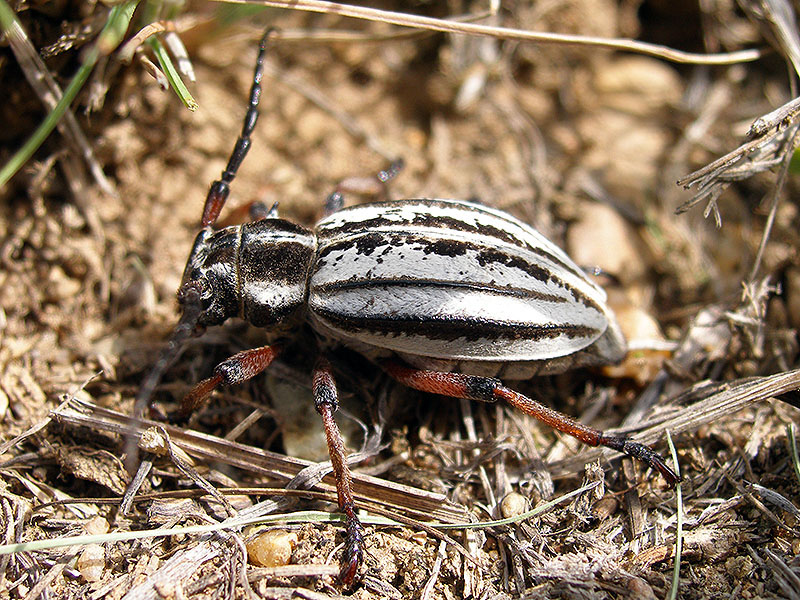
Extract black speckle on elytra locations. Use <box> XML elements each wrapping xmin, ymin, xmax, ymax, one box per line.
<box><xmin>421</xmin><ymin>239</ymin><xmax>469</xmax><ymax>257</ymax></box>
<box><xmin>353</xmin><ymin>232</ymin><xmax>383</xmax><ymax>256</ymax></box>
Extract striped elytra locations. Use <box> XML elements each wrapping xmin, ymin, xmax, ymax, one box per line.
<box><xmin>307</xmin><ymin>198</ymin><xmax>626</xmax><ymax>379</ymax></box>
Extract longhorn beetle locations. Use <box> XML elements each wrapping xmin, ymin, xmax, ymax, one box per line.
<box><xmin>156</xmin><ymin>30</ymin><xmax>679</xmax><ymax>585</ymax></box>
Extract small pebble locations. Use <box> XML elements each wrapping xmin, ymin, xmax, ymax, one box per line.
<box><xmin>77</xmin><ymin>545</ymin><xmax>105</xmax><ymax>582</ymax></box>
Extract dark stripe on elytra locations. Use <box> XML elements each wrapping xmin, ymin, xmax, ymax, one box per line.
<box><xmin>312</xmin><ymin>307</ymin><xmax>601</xmax><ymax>343</ymax></box>
<box><xmin>316</xmin><ymin>232</ymin><xmax>602</xmax><ymax>311</ymax></box>
<box><xmin>317</xmin><ymin>199</ymin><xmax>584</xmax><ymax>279</ymax></box>
<box><xmin>312</xmin><ymin>277</ymin><xmax>569</xmax><ymax>303</ymax></box>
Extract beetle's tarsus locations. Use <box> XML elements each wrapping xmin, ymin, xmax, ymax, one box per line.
<box><xmin>338</xmin><ymin>513</ymin><xmax>365</xmax><ymax>586</ymax></box>
<box><xmin>599</xmin><ymin>435</ymin><xmax>680</xmax><ymax>487</ymax></box>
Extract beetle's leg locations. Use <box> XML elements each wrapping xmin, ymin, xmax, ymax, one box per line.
<box><xmin>324</xmin><ymin>159</ymin><xmax>405</xmax><ymax>215</ymax></box>
<box><xmin>200</xmin><ymin>29</ymin><xmax>276</xmax><ymax>228</ymax></box>
<box><xmin>180</xmin><ymin>344</ymin><xmax>282</xmax><ymax>417</ymax></box>
<box><xmin>381</xmin><ymin>361</ymin><xmax>680</xmax><ymax>487</ymax></box>
<box><xmin>312</xmin><ymin>357</ymin><xmax>363</xmax><ymax>586</ymax></box>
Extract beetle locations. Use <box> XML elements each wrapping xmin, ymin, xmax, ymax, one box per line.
<box><xmin>156</xmin><ymin>30</ymin><xmax>679</xmax><ymax>585</ymax></box>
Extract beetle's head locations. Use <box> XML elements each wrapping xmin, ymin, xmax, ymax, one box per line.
<box><xmin>178</xmin><ymin>227</ymin><xmax>240</xmax><ymax>332</ymax></box>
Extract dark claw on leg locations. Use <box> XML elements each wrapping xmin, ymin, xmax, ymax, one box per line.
<box><xmin>600</xmin><ymin>435</ymin><xmax>680</xmax><ymax>486</ymax></box>
<box><xmin>338</xmin><ymin>513</ymin><xmax>365</xmax><ymax>586</ymax></box>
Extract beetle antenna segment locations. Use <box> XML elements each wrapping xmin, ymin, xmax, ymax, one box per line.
<box><xmin>133</xmin><ymin>286</ymin><xmax>204</xmax><ymax>418</ymax></box>
<box><xmin>200</xmin><ymin>29</ymin><xmax>276</xmax><ymax>229</ymax></box>
<box><xmin>312</xmin><ymin>357</ymin><xmax>364</xmax><ymax>586</ymax></box>
<box><xmin>381</xmin><ymin>361</ymin><xmax>680</xmax><ymax>487</ymax></box>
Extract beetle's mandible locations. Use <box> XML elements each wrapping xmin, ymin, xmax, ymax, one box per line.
<box><xmin>155</xmin><ymin>30</ymin><xmax>679</xmax><ymax>586</ymax></box>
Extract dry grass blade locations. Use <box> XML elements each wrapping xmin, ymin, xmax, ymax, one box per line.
<box><xmin>50</xmin><ymin>398</ymin><xmax>468</xmax><ymax>525</ymax></box>
<box><xmin>250</xmin><ymin>585</ymin><xmax>348</xmax><ymax>599</ymax></box>
<box><xmin>747</xmin><ymin>94</ymin><xmax>800</xmax><ymax>138</ymax></box>
<box><xmin>747</xmin><ymin>125</ymin><xmax>800</xmax><ymax>279</ymax></box>
<box><xmin>739</xmin><ymin>0</ymin><xmax>800</xmax><ymax>76</ymax></box>
<box><xmin>678</xmin><ymin>0</ymin><xmax>800</xmax><ymax>227</ymax></box>
<box><xmin>676</xmin><ymin>125</ymin><xmax>797</xmax><ymax>224</ymax></box>
<box><xmin>762</xmin><ymin>547</ymin><xmax>800</xmax><ymax>600</ymax></box>
<box><xmin>120</xmin><ymin>542</ymin><xmax>224</xmax><ymax>600</ymax></box>
<box><xmin>229</xmin><ymin>0</ymin><xmax>761</xmax><ymax>64</ymax></box>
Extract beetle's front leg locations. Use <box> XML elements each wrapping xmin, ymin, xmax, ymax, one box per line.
<box><xmin>381</xmin><ymin>361</ymin><xmax>680</xmax><ymax>487</ymax></box>
<box><xmin>312</xmin><ymin>357</ymin><xmax>364</xmax><ymax>586</ymax></box>
<box><xmin>180</xmin><ymin>344</ymin><xmax>282</xmax><ymax>417</ymax></box>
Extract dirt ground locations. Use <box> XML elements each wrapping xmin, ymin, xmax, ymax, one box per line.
<box><xmin>1</xmin><ymin>1</ymin><xmax>800</xmax><ymax>599</ymax></box>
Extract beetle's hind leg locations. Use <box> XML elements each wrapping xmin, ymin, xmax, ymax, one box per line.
<box><xmin>313</xmin><ymin>357</ymin><xmax>364</xmax><ymax>586</ymax></box>
<box><xmin>381</xmin><ymin>360</ymin><xmax>679</xmax><ymax>487</ymax></box>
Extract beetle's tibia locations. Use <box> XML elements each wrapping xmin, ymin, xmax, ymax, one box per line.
<box><xmin>180</xmin><ymin>344</ymin><xmax>281</xmax><ymax>416</ymax></box>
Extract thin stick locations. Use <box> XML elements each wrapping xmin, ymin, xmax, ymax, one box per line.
<box><xmin>226</xmin><ymin>0</ymin><xmax>762</xmax><ymax>65</ymax></box>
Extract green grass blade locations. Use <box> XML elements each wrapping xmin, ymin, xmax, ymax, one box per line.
<box><xmin>147</xmin><ymin>36</ymin><xmax>198</xmax><ymax>110</ymax></box>
<box><xmin>666</xmin><ymin>430</ymin><xmax>683</xmax><ymax>600</ymax></box>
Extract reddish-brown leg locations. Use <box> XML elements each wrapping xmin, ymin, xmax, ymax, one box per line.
<box><xmin>324</xmin><ymin>159</ymin><xmax>405</xmax><ymax>215</ymax></box>
<box><xmin>381</xmin><ymin>361</ymin><xmax>679</xmax><ymax>487</ymax></box>
<box><xmin>181</xmin><ymin>344</ymin><xmax>282</xmax><ymax>417</ymax></box>
<box><xmin>312</xmin><ymin>357</ymin><xmax>364</xmax><ymax>586</ymax></box>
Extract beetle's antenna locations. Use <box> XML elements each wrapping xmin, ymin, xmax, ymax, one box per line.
<box><xmin>133</xmin><ymin>28</ymin><xmax>278</xmax><ymax>421</ymax></box>
<box><xmin>133</xmin><ymin>286</ymin><xmax>203</xmax><ymax>419</ymax></box>
<box><xmin>200</xmin><ymin>28</ymin><xmax>276</xmax><ymax>229</ymax></box>
<box><xmin>127</xmin><ymin>29</ymin><xmax>277</xmax><ymax>470</ymax></box>
<box><xmin>125</xmin><ymin>287</ymin><xmax>202</xmax><ymax>475</ymax></box>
